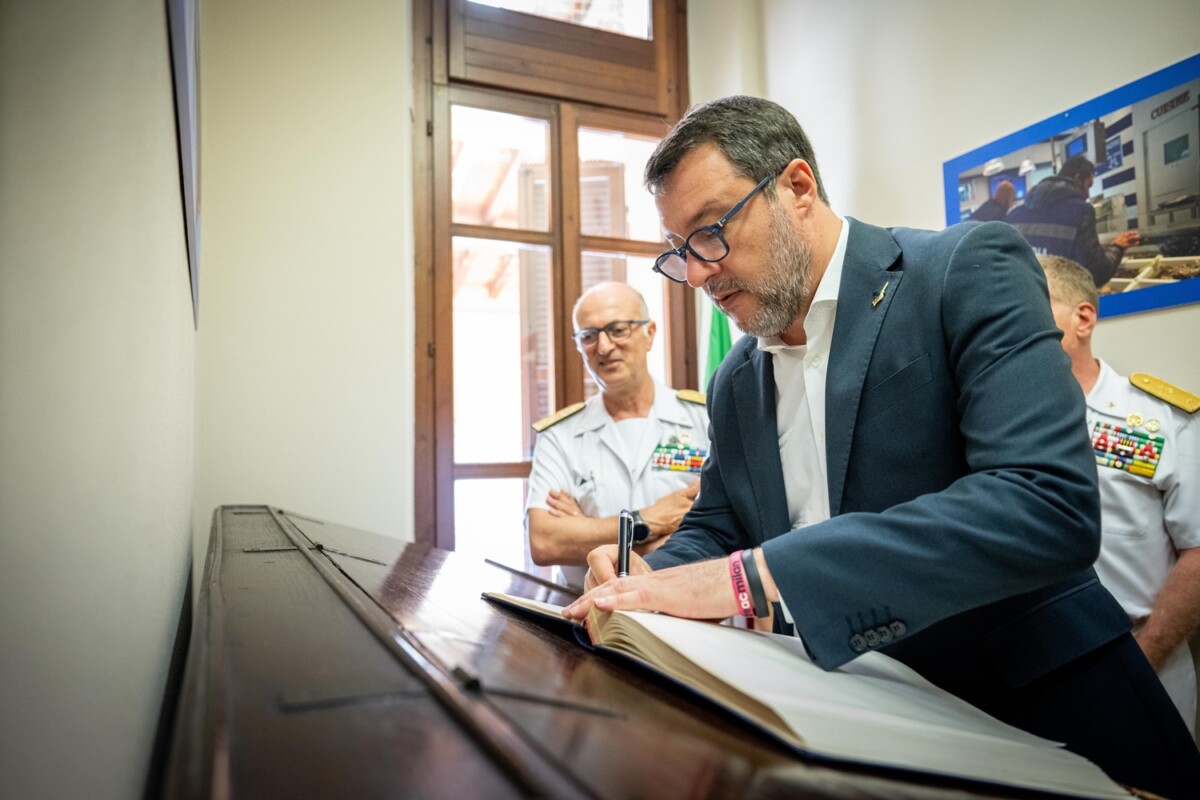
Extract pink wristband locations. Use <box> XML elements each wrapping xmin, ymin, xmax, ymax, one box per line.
<box><xmin>728</xmin><ymin>550</ymin><xmax>755</xmax><ymax>618</ymax></box>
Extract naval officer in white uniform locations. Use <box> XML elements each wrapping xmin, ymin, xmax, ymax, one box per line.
<box><xmin>1042</xmin><ymin>254</ymin><xmax>1200</xmax><ymax>735</ymax></box>
<box><xmin>525</xmin><ymin>282</ymin><xmax>710</xmax><ymax>588</ymax></box>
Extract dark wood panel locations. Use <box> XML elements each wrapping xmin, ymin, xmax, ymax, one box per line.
<box><xmin>460</xmin><ymin>62</ymin><xmax>662</xmax><ymax>117</ymax></box>
<box><xmin>462</xmin><ymin>3</ymin><xmax>656</xmax><ymax>65</ymax></box>
<box><xmin>460</xmin><ymin>38</ymin><xmax>658</xmax><ymax>98</ymax></box>
<box><xmin>294</xmin><ymin>510</ymin><xmax>1059</xmax><ymax>800</ymax></box>
<box><xmin>452</xmin><ymin>461</ymin><xmax>532</xmax><ymax>479</ymax></box>
<box><xmin>166</xmin><ymin>508</ymin><xmax>544</xmax><ymax>799</ymax></box>
<box><xmin>412</xmin><ymin>0</ymin><xmax>439</xmax><ymax>547</ymax></box>
<box><xmin>169</xmin><ymin>505</ymin><xmax>1070</xmax><ymax>799</ymax></box>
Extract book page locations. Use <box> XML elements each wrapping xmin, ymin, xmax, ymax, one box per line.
<box><xmin>485</xmin><ymin>592</ymin><xmax>1130</xmax><ymax>800</ymax></box>
<box><xmin>611</xmin><ymin>610</ymin><xmax>1128</xmax><ymax>799</ymax></box>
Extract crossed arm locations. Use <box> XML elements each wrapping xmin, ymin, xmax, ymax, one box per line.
<box><xmin>527</xmin><ymin>479</ymin><xmax>700</xmax><ymax>567</ymax></box>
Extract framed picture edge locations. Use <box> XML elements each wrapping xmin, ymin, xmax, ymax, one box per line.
<box><xmin>943</xmin><ymin>53</ymin><xmax>1200</xmax><ymax>319</ymax></box>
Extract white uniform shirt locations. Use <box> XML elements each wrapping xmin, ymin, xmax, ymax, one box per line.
<box><xmin>525</xmin><ymin>378</ymin><xmax>711</xmax><ymax>586</ymax></box>
<box><xmin>1086</xmin><ymin>358</ymin><xmax>1199</xmax><ymax>732</ymax></box>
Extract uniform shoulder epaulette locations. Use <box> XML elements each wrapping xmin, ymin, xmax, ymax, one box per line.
<box><xmin>676</xmin><ymin>389</ymin><xmax>706</xmax><ymax>405</ymax></box>
<box><xmin>1130</xmin><ymin>372</ymin><xmax>1200</xmax><ymax>414</ymax></box>
<box><xmin>531</xmin><ymin>402</ymin><xmax>586</xmax><ymax>432</ymax></box>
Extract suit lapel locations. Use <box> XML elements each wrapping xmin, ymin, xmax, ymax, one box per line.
<box><xmin>731</xmin><ymin>347</ymin><xmax>791</xmax><ymax>542</ymax></box>
<box><xmin>825</xmin><ymin>218</ymin><xmax>903</xmax><ymax>516</ymax></box>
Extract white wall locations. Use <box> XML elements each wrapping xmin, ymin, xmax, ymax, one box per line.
<box><xmin>688</xmin><ymin>0</ymin><xmax>766</xmax><ymax>374</ymax></box>
<box><xmin>0</xmin><ymin>1</ymin><xmax>195</xmax><ymax>797</ymax></box>
<box><xmin>194</xmin><ymin>0</ymin><xmax>414</xmax><ymax>557</ymax></box>
<box><xmin>749</xmin><ymin>0</ymin><xmax>1200</xmax><ymax>390</ymax></box>
<box><xmin>689</xmin><ymin>0</ymin><xmax>764</xmax><ymax>101</ymax></box>
<box><xmin>3</xmin><ymin>3</ymin><xmax>1193</xmax><ymax>796</ymax></box>
<box><xmin>688</xmin><ymin>0</ymin><xmax>1200</xmax><ymax>391</ymax></box>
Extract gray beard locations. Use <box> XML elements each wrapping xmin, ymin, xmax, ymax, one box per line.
<box><xmin>710</xmin><ymin>202</ymin><xmax>812</xmax><ymax>338</ymax></box>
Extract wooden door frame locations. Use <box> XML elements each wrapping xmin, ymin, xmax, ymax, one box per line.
<box><xmin>411</xmin><ymin>0</ymin><xmax>691</xmax><ymax>549</ymax></box>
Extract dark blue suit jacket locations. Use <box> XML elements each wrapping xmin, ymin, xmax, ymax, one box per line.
<box><xmin>647</xmin><ymin>218</ymin><xmax>1131</xmax><ymax>698</ymax></box>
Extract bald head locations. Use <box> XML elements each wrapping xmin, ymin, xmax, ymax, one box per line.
<box><xmin>573</xmin><ymin>281</ymin><xmax>650</xmax><ymax>325</ymax></box>
<box><xmin>993</xmin><ymin>180</ymin><xmax>1016</xmax><ymax>208</ymax></box>
<box><xmin>572</xmin><ymin>282</ymin><xmax>656</xmax><ymax>396</ymax></box>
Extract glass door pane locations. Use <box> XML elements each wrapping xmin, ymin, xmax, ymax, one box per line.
<box><xmin>452</xmin><ymin>106</ymin><xmax>551</xmax><ymax>231</ymax></box>
<box><xmin>452</xmin><ymin>237</ymin><xmax>553</xmax><ymax>463</ymax></box>
<box><xmin>578</xmin><ymin>127</ymin><xmax>661</xmax><ymax>241</ymax></box>
<box><xmin>453</xmin><ymin>478</ymin><xmax>529</xmax><ymax>567</ymax></box>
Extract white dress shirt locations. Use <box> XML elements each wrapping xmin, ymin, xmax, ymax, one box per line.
<box><xmin>757</xmin><ymin>217</ymin><xmax>849</xmax><ymax>529</ymax></box>
<box><xmin>756</xmin><ymin>219</ymin><xmax>847</xmax><ymax>628</ymax></box>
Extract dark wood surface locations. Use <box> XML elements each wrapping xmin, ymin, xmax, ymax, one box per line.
<box><xmin>165</xmin><ymin>506</ymin><xmax>1084</xmax><ymax>799</ymax></box>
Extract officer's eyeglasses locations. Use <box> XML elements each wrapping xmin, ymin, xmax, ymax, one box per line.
<box><xmin>572</xmin><ymin>319</ymin><xmax>650</xmax><ymax>350</ymax></box>
<box><xmin>652</xmin><ymin>171</ymin><xmax>780</xmax><ymax>283</ymax></box>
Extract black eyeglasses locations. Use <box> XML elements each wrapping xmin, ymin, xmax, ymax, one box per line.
<box><xmin>572</xmin><ymin>319</ymin><xmax>650</xmax><ymax>349</ymax></box>
<box><xmin>652</xmin><ymin>171</ymin><xmax>778</xmax><ymax>283</ymax></box>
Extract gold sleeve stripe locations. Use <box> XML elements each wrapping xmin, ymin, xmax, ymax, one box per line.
<box><xmin>1130</xmin><ymin>373</ymin><xmax>1200</xmax><ymax>414</ymax></box>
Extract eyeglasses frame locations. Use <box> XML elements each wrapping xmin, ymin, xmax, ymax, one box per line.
<box><xmin>652</xmin><ymin>171</ymin><xmax>778</xmax><ymax>283</ymax></box>
<box><xmin>571</xmin><ymin>319</ymin><xmax>651</xmax><ymax>350</ymax></box>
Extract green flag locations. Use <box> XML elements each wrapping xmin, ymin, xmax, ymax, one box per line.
<box><xmin>704</xmin><ymin>309</ymin><xmax>733</xmax><ymax>387</ymax></box>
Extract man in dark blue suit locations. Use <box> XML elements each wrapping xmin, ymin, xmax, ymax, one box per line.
<box><xmin>563</xmin><ymin>96</ymin><xmax>1200</xmax><ymax>798</ymax></box>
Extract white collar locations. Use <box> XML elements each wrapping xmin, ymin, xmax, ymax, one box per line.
<box><xmin>572</xmin><ymin>378</ymin><xmax>695</xmax><ymax>435</ymax></box>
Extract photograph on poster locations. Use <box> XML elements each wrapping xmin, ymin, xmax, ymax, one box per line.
<box><xmin>944</xmin><ymin>54</ymin><xmax>1200</xmax><ymax>318</ymax></box>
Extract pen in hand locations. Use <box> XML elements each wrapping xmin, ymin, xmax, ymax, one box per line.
<box><xmin>618</xmin><ymin>509</ymin><xmax>633</xmax><ymax>577</ymax></box>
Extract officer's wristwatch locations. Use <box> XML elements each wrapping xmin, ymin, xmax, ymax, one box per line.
<box><xmin>631</xmin><ymin>510</ymin><xmax>651</xmax><ymax>542</ymax></box>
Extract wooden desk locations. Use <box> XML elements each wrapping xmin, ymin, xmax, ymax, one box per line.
<box><xmin>164</xmin><ymin>506</ymin><xmax>1069</xmax><ymax>799</ymax></box>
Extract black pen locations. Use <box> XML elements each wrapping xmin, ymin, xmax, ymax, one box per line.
<box><xmin>618</xmin><ymin>509</ymin><xmax>633</xmax><ymax>577</ymax></box>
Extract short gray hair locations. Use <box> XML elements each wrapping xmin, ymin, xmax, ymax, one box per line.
<box><xmin>572</xmin><ymin>281</ymin><xmax>650</xmax><ymax>323</ymax></box>
<box><xmin>1039</xmin><ymin>254</ymin><xmax>1098</xmax><ymax>308</ymax></box>
<box><xmin>644</xmin><ymin>96</ymin><xmax>829</xmax><ymax>204</ymax></box>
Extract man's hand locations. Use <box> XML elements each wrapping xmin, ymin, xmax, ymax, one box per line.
<box><xmin>545</xmin><ymin>489</ymin><xmax>584</xmax><ymax>518</ymax></box>
<box><xmin>1113</xmin><ymin>230</ymin><xmax>1141</xmax><ymax>249</ymax></box>
<box><xmin>640</xmin><ymin>478</ymin><xmax>700</xmax><ymax>538</ymax></box>
<box><xmin>564</xmin><ymin>551</ymin><xmax>737</xmax><ymax>622</ymax></box>
<box><xmin>580</xmin><ymin>544</ymin><xmax>646</xmax><ymax>592</ymax></box>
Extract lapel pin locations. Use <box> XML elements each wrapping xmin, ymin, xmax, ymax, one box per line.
<box><xmin>871</xmin><ymin>281</ymin><xmax>889</xmax><ymax>308</ymax></box>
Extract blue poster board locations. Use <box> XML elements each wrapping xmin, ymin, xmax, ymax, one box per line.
<box><xmin>944</xmin><ymin>54</ymin><xmax>1200</xmax><ymax>318</ymax></box>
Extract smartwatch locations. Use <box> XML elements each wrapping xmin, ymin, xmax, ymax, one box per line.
<box><xmin>631</xmin><ymin>510</ymin><xmax>651</xmax><ymax>542</ymax></box>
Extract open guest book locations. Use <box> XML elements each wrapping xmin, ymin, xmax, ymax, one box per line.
<box><xmin>484</xmin><ymin>592</ymin><xmax>1132</xmax><ymax>800</ymax></box>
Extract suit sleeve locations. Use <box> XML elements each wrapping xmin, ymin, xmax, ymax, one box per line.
<box><xmin>645</xmin><ymin>373</ymin><xmax>749</xmax><ymax>567</ymax></box>
<box><xmin>765</xmin><ymin>222</ymin><xmax>1102</xmax><ymax>669</ymax></box>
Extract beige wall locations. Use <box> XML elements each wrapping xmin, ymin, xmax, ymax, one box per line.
<box><xmin>3</xmin><ymin>2</ymin><xmax>1196</xmax><ymax>797</ymax></box>
<box><xmin>750</xmin><ymin>0</ymin><xmax>1200</xmax><ymax>390</ymax></box>
<box><xmin>194</xmin><ymin>0</ymin><xmax>414</xmax><ymax>557</ymax></box>
<box><xmin>0</xmin><ymin>0</ymin><xmax>195</xmax><ymax>797</ymax></box>
<box><xmin>689</xmin><ymin>0</ymin><xmax>1200</xmax><ymax>391</ymax></box>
